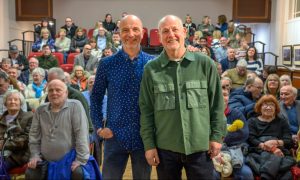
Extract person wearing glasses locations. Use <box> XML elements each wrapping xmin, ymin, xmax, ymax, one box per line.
<box><xmin>61</xmin><ymin>17</ymin><xmax>78</xmax><ymax>39</ymax></box>
<box><xmin>247</xmin><ymin>95</ymin><xmax>295</xmax><ymax>179</ymax></box>
<box><xmin>229</xmin><ymin>77</ymin><xmax>263</xmax><ymax>118</ymax></box>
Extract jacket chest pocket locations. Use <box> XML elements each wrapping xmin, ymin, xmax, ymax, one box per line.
<box><xmin>186</xmin><ymin>80</ymin><xmax>208</xmax><ymax>108</ymax></box>
<box><xmin>154</xmin><ymin>84</ymin><xmax>175</xmax><ymax>111</ymax></box>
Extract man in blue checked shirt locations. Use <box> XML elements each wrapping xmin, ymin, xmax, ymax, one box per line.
<box><xmin>90</xmin><ymin>15</ymin><xmax>153</xmax><ymax>179</ymax></box>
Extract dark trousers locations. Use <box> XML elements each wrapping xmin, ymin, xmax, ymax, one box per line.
<box><xmin>25</xmin><ymin>161</ymin><xmax>84</xmax><ymax>180</ymax></box>
<box><xmin>156</xmin><ymin>149</ymin><xmax>214</xmax><ymax>180</ymax></box>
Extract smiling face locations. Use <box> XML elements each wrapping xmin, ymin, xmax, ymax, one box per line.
<box><xmin>261</xmin><ymin>102</ymin><xmax>276</xmax><ymax>118</ymax></box>
<box><xmin>280</xmin><ymin>86</ymin><xmax>296</xmax><ymax>106</ymax></box>
<box><xmin>158</xmin><ymin>15</ymin><xmax>187</xmax><ymax>54</ymax></box>
<box><xmin>267</xmin><ymin>77</ymin><xmax>279</xmax><ymax>91</ymax></box>
<box><xmin>5</xmin><ymin>93</ymin><xmax>21</xmax><ymax>112</ymax></box>
<box><xmin>120</xmin><ymin>15</ymin><xmax>143</xmax><ymax>51</ymax></box>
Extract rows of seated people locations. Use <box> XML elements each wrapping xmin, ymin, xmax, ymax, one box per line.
<box><xmin>2</xmin><ymin>12</ymin><xmax>300</xmax><ymax>179</ymax></box>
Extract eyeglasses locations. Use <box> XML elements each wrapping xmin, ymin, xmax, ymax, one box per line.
<box><xmin>262</xmin><ymin>102</ymin><xmax>275</xmax><ymax>108</ymax></box>
<box><xmin>252</xmin><ymin>85</ymin><xmax>263</xmax><ymax>90</ymax></box>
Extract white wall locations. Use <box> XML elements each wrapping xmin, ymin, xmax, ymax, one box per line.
<box><xmin>53</xmin><ymin>0</ymin><xmax>233</xmax><ymax>31</ymax></box>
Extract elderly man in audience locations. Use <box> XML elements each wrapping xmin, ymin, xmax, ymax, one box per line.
<box><xmin>0</xmin><ymin>72</ymin><xmax>27</xmax><ymax>115</ymax></box>
<box><xmin>95</xmin><ymin>27</ymin><xmax>112</xmax><ymax>52</ymax></box>
<box><xmin>18</xmin><ymin>57</ymin><xmax>40</xmax><ymax>86</ymax></box>
<box><xmin>24</xmin><ymin>67</ymin><xmax>47</xmax><ymax>110</ymax></box>
<box><xmin>220</xmin><ymin>47</ymin><xmax>238</xmax><ymax>72</ymax></box>
<box><xmin>229</xmin><ymin>77</ymin><xmax>263</xmax><ymax>118</ymax></box>
<box><xmin>0</xmin><ymin>90</ymin><xmax>33</xmax><ymax>172</ymax></box>
<box><xmin>215</xmin><ymin>37</ymin><xmax>228</xmax><ymax>62</ymax></box>
<box><xmin>74</xmin><ymin>44</ymin><xmax>98</xmax><ymax>73</ymax></box>
<box><xmin>25</xmin><ymin>79</ymin><xmax>92</xmax><ymax>180</ymax></box>
<box><xmin>61</xmin><ymin>17</ymin><xmax>78</xmax><ymax>39</ymax></box>
<box><xmin>280</xmin><ymin>74</ymin><xmax>300</xmax><ymax>100</ymax></box>
<box><xmin>8</xmin><ymin>45</ymin><xmax>28</xmax><ymax>71</ymax></box>
<box><xmin>37</xmin><ymin>44</ymin><xmax>59</xmax><ymax>70</ymax></box>
<box><xmin>280</xmin><ymin>85</ymin><xmax>300</xmax><ymax>141</ymax></box>
<box><xmin>8</xmin><ymin>67</ymin><xmax>26</xmax><ymax>92</ymax></box>
<box><xmin>222</xmin><ymin>59</ymin><xmax>249</xmax><ymax>90</ymax></box>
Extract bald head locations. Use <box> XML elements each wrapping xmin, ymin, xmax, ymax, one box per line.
<box><xmin>48</xmin><ymin>79</ymin><xmax>67</xmax><ymax>92</ymax></box>
<box><xmin>120</xmin><ymin>15</ymin><xmax>143</xmax><ymax>30</ymax></box>
<box><xmin>280</xmin><ymin>85</ymin><xmax>297</xmax><ymax>106</ymax></box>
<box><xmin>158</xmin><ymin>15</ymin><xmax>183</xmax><ymax>30</ymax></box>
<box><xmin>48</xmin><ymin>79</ymin><xmax>68</xmax><ymax>109</ymax></box>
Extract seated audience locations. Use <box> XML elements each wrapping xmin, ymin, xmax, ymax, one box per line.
<box><xmin>247</xmin><ymin>95</ymin><xmax>295</xmax><ymax>179</ymax></box>
<box><xmin>32</xmin><ymin>28</ymin><xmax>55</xmax><ymax>52</ymax></box>
<box><xmin>197</xmin><ymin>15</ymin><xmax>214</xmax><ymax>38</ymax></box>
<box><xmin>93</xmin><ymin>21</ymin><xmax>104</xmax><ymax>38</ymax></box>
<box><xmin>213</xmin><ymin>89</ymin><xmax>253</xmax><ymax>180</ymax></box>
<box><xmin>223</xmin><ymin>59</ymin><xmax>249</xmax><ymax>89</ymax></box>
<box><xmin>111</xmin><ymin>32</ymin><xmax>122</xmax><ymax>52</ymax></box>
<box><xmin>18</xmin><ymin>57</ymin><xmax>39</xmax><ymax>86</ymax></box>
<box><xmin>70</xmin><ymin>27</ymin><xmax>88</xmax><ymax>53</ymax></box>
<box><xmin>89</xmin><ymin>38</ymin><xmax>102</xmax><ymax>60</ymax></box>
<box><xmin>37</xmin><ymin>44</ymin><xmax>59</xmax><ymax>70</ymax></box>
<box><xmin>103</xmin><ymin>13</ymin><xmax>116</xmax><ymax>32</ymax></box>
<box><xmin>221</xmin><ymin>77</ymin><xmax>232</xmax><ymax>93</ymax></box>
<box><xmin>0</xmin><ymin>58</ymin><xmax>12</xmax><ymax>74</ymax></box>
<box><xmin>235</xmin><ymin>37</ymin><xmax>249</xmax><ymax>60</ymax></box>
<box><xmin>215</xmin><ymin>14</ymin><xmax>228</xmax><ymax>36</ymax></box>
<box><xmin>215</xmin><ymin>37</ymin><xmax>228</xmax><ymax>62</ymax></box>
<box><xmin>262</xmin><ymin>66</ymin><xmax>277</xmax><ymax>82</ymax></box>
<box><xmin>24</xmin><ymin>67</ymin><xmax>47</xmax><ymax>110</ymax></box>
<box><xmin>61</xmin><ymin>17</ymin><xmax>78</xmax><ymax>39</ymax></box>
<box><xmin>71</xmin><ymin>65</ymin><xmax>90</xmax><ymax>92</ymax></box>
<box><xmin>55</xmin><ymin>28</ymin><xmax>71</xmax><ymax>63</ymax></box>
<box><xmin>183</xmin><ymin>14</ymin><xmax>196</xmax><ymax>38</ymax></box>
<box><xmin>220</xmin><ymin>47</ymin><xmax>238</xmax><ymax>72</ymax></box>
<box><xmin>34</xmin><ymin>18</ymin><xmax>55</xmax><ymax>40</ymax></box>
<box><xmin>25</xmin><ymin>80</ymin><xmax>101</xmax><ymax>180</ymax></box>
<box><xmin>95</xmin><ymin>27</ymin><xmax>112</xmax><ymax>52</ymax></box>
<box><xmin>113</xmin><ymin>19</ymin><xmax>121</xmax><ymax>33</ymax></box>
<box><xmin>229</xmin><ymin>77</ymin><xmax>263</xmax><ymax>118</ymax></box>
<box><xmin>8</xmin><ymin>45</ymin><xmax>28</xmax><ymax>71</ymax></box>
<box><xmin>211</xmin><ymin>30</ymin><xmax>222</xmax><ymax>51</ymax></box>
<box><xmin>200</xmin><ymin>46</ymin><xmax>211</xmax><ymax>58</ymax></box>
<box><xmin>0</xmin><ymin>72</ymin><xmax>27</xmax><ymax>115</ymax></box>
<box><xmin>197</xmin><ymin>37</ymin><xmax>215</xmax><ymax>60</ymax></box>
<box><xmin>74</xmin><ymin>44</ymin><xmax>98</xmax><ymax>73</ymax></box>
<box><xmin>264</xmin><ymin>74</ymin><xmax>280</xmax><ymax>99</ymax></box>
<box><xmin>279</xmin><ymin>74</ymin><xmax>300</xmax><ymax>100</ymax></box>
<box><xmin>101</xmin><ymin>47</ymin><xmax>114</xmax><ymax>59</ymax></box>
<box><xmin>0</xmin><ymin>90</ymin><xmax>33</xmax><ymax>172</ymax></box>
<box><xmin>246</xmin><ymin>46</ymin><xmax>263</xmax><ymax>76</ymax></box>
<box><xmin>280</xmin><ymin>85</ymin><xmax>300</xmax><ymax>141</ymax></box>
<box><xmin>7</xmin><ymin>67</ymin><xmax>26</xmax><ymax>92</ymax></box>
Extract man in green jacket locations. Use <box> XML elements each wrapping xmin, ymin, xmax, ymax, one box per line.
<box><xmin>37</xmin><ymin>44</ymin><xmax>59</xmax><ymax>70</ymax></box>
<box><xmin>139</xmin><ymin>15</ymin><xmax>225</xmax><ymax>179</ymax></box>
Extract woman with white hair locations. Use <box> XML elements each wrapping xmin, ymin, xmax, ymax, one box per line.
<box><xmin>0</xmin><ymin>90</ymin><xmax>33</xmax><ymax>172</ymax></box>
<box><xmin>24</xmin><ymin>67</ymin><xmax>47</xmax><ymax>109</ymax></box>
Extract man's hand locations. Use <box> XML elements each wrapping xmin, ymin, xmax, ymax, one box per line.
<box><xmin>71</xmin><ymin>161</ymin><xmax>81</xmax><ymax>171</ymax></box>
<box><xmin>145</xmin><ymin>148</ymin><xmax>160</xmax><ymax>166</ymax></box>
<box><xmin>209</xmin><ymin>141</ymin><xmax>222</xmax><ymax>158</ymax></box>
<box><xmin>27</xmin><ymin>157</ymin><xmax>42</xmax><ymax>169</ymax></box>
<box><xmin>97</xmin><ymin>128</ymin><xmax>113</xmax><ymax>139</ymax></box>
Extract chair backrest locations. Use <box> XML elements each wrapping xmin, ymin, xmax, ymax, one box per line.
<box><xmin>141</xmin><ymin>27</ymin><xmax>148</xmax><ymax>47</ymax></box>
<box><xmin>67</xmin><ymin>53</ymin><xmax>80</xmax><ymax>64</ymax></box>
<box><xmin>207</xmin><ymin>36</ymin><xmax>213</xmax><ymax>48</ymax></box>
<box><xmin>52</xmin><ymin>52</ymin><xmax>64</xmax><ymax>65</ymax></box>
<box><xmin>27</xmin><ymin>52</ymin><xmax>43</xmax><ymax>60</ymax></box>
<box><xmin>60</xmin><ymin>64</ymin><xmax>74</xmax><ymax>73</ymax></box>
<box><xmin>149</xmin><ymin>29</ymin><xmax>161</xmax><ymax>47</ymax></box>
<box><xmin>88</xmin><ymin>29</ymin><xmax>94</xmax><ymax>39</ymax></box>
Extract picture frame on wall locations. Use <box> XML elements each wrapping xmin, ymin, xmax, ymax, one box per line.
<box><xmin>293</xmin><ymin>44</ymin><xmax>300</xmax><ymax>66</ymax></box>
<box><xmin>282</xmin><ymin>45</ymin><xmax>292</xmax><ymax>66</ymax></box>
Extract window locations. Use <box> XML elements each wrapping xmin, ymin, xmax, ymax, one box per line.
<box><xmin>289</xmin><ymin>0</ymin><xmax>300</xmax><ymax>19</ymax></box>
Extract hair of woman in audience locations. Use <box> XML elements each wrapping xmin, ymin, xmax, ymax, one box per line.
<box><xmin>218</xmin><ymin>15</ymin><xmax>227</xmax><ymax>25</ymax></box>
<box><xmin>201</xmin><ymin>46</ymin><xmax>211</xmax><ymax>57</ymax></box>
<box><xmin>94</xmin><ymin>21</ymin><xmax>103</xmax><ymax>30</ymax></box>
<box><xmin>104</xmin><ymin>13</ymin><xmax>113</xmax><ymax>23</ymax></box>
<box><xmin>264</xmin><ymin>74</ymin><xmax>280</xmax><ymax>98</ymax></box>
<box><xmin>201</xmin><ymin>16</ymin><xmax>210</xmax><ymax>25</ymax></box>
<box><xmin>212</xmin><ymin>30</ymin><xmax>222</xmax><ymax>40</ymax></box>
<box><xmin>246</xmin><ymin>46</ymin><xmax>258</xmax><ymax>61</ymax></box>
<box><xmin>3</xmin><ymin>89</ymin><xmax>25</xmax><ymax>108</ymax></box>
<box><xmin>262</xmin><ymin>66</ymin><xmax>277</xmax><ymax>80</ymax></box>
<box><xmin>40</xmin><ymin>28</ymin><xmax>50</xmax><ymax>39</ymax></box>
<box><xmin>75</xmin><ymin>27</ymin><xmax>85</xmax><ymax>37</ymax></box>
<box><xmin>279</xmin><ymin>74</ymin><xmax>292</xmax><ymax>87</ymax></box>
<box><xmin>254</xmin><ymin>94</ymin><xmax>280</xmax><ymax>115</ymax></box>
<box><xmin>71</xmin><ymin>65</ymin><xmax>89</xmax><ymax>91</ymax></box>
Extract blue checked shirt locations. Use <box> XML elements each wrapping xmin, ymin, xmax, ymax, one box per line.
<box><xmin>90</xmin><ymin>49</ymin><xmax>154</xmax><ymax>151</ymax></box>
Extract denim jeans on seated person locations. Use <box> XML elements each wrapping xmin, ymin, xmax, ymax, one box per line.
<box><xmin>156</xmin><ymin>148</ymin><xmax>214</xmax><ymax>180</ymax></box>
<box><xmin>102</xmin><ymin>137</ymin><xmax>151</xmax><ymax>180</ymax></box>
<box><xmin>213</xmin><ymin>162</ymin><xmax>254</xmax><ymax>180</ymax></box>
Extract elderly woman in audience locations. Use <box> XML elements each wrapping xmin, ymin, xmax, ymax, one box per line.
<box><xmin>213</xmin><ymin>89</ymin><xmax>253</xmax><ymax>180</ymax></box>
<box><xmin>24</xmin><ymin>67</ymin><xmax>47</xmax><ymax>110</ymax></box>
<box><xmin>32</xmin><ymin>28</ymin><xmax>55</xmax><ymax>52</ymax></box>
<box><xmin>264</xmin><ymin>74</ymin><xmax>281</xmax><ymax>99</ymax></box>
<box><xmin>0</xmin><ymin>58</ymin><xmax>12</xmax><ymax>74</ymax></box>
<box><xmin>55</xmin><ymin>28</ymin><xmax>71</xmax><ymax>63</ymax></box>
<box><xmin>280</xmin><ymin>74</ymin><xmax>292</xmax><ymax>87</ymax></box>
<box><xmin>7</xmin><ymin>67</ymin><xmax>26</xmax><ymax>93</ymax></box>
<box><xmin>247</xmin><ymin>95</ymin><xmax>295</xmax><ymax>179</ymax></box>
<box><xmin>0</xmin><ymin>90</ymin><xmax>33</xmax><ymax>171</ymax></box>
<box><xmin>70</xmin><ymin>65</ymin><xmax>90</xmax><ymax>92</ymax></box>
<box><xmin>245</xmin><ymin>46</ymin><xmax>263</xmax><ymax>76</ymax></box>
<box><xmin>197</xmin><ymin>15</ymin><xmax>214</xmax><ymax>38</ymax></box>
<box><xmin>70</xmin><ymin>27</ymin><xmax>88</xmax><ymax>53</ymax></box>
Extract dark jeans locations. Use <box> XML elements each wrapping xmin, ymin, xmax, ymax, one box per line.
<box><xmin>25</xmin><ymin>160</ymin><xmax>84</xmax><ymax>180</ymax></box>
<box><xmin>156</xmin><ymin>148</ymin><xmax>214</xmax><ymax>180</ymax></box>
<box><xmin>102</xmin><ymin>137</ymin><xmax>151</xmax><ymax>180</ymax></box>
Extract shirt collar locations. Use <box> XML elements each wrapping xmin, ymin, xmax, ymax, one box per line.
<box><xmin>119</xmin><ymin>48</ymin><xmax>143</xmax><ymax>62</ymax></box>
<box><xmin>45</xmin><ymin>99</ymin><xmax>69</xmax><ymax>113</ymax></box>
<box><xmin>159</xmin><ymin>49</ymin><xmax>195</xmax><ymax>68</ymax></box>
